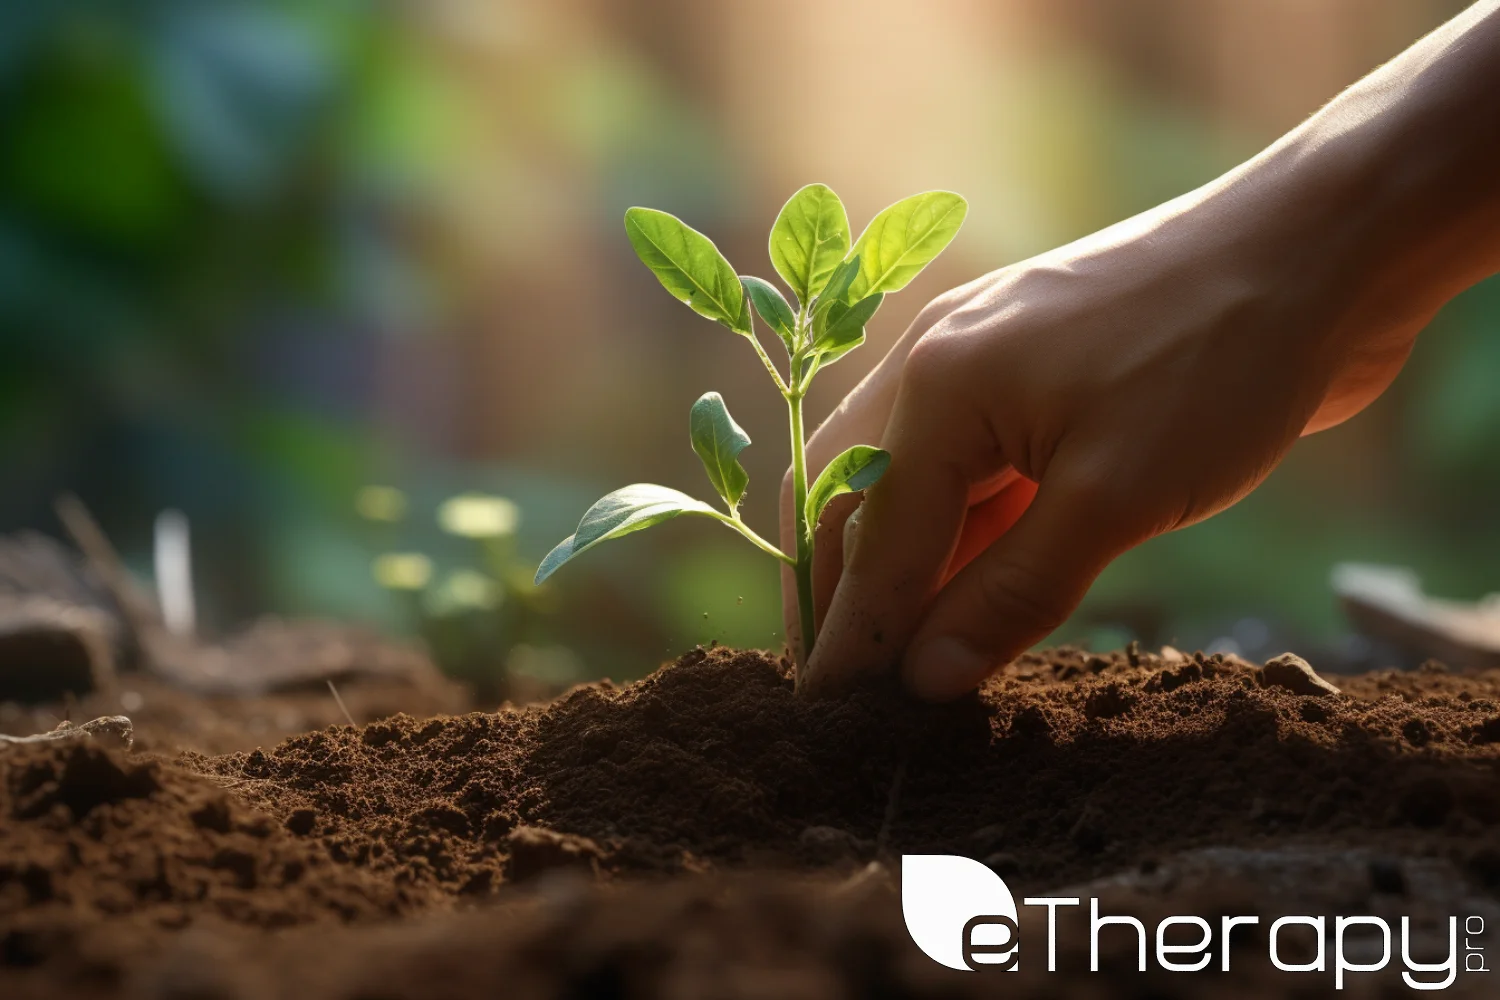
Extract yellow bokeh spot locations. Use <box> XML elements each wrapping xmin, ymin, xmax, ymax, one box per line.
<box><xmin>372</xmin><ymin>552</ymin><xmax>433</xmax><ymax>590</ymax></box>
<box><xmin>438</xmin><ymin>569</ymin><xmax>501</xmax><ymax>610</ymax></box>
<box><xmin>437</xmin><ymin>493</ymin><xmax>520</xmax><ymax>538</ymax></box>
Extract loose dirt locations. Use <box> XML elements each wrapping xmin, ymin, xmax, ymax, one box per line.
<box><xmin>4</xmin><ymin>645</ymin><xmax>1499</xmax><ymax>998</ymax></box>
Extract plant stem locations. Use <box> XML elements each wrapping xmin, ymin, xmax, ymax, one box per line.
<box><xmin>710</xmin><ymin>512</ymin><xmax>795</xmax><ymax>566</ymax></box>
<box><xmin>743</xmin><ymin>331</ymin><xmax>789</xmax><ymax>395</ymax></box>
<box><xmin>787</xmin><ymin>384</ymin><xmax>815</xmax><ymax>662</ymax></box>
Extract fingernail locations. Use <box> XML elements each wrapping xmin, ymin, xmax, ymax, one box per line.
<box><xmin>903</xmin><ymin>636</ymin><xmax>989</xmax><ymax>701</ymax></box>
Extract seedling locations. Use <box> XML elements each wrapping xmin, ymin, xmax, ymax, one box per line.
<box><xmin>536</xmin><ymin>184</ymin><xmax>967</xmax><ymax>662</ymax></box>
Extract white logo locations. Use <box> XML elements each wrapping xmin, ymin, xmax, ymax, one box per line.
<box><xmin>901</xmin><ymin>854</ymin><xmax>1490</xmax><ymax>988</ymax></box>
<box><xmin>901</xmin><ymin>854</ymin><xmax>1019</xmax><ymax>971</ymax></box>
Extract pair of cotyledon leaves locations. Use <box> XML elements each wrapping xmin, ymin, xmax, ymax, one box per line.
<box><xmin>535</xmin><ymin>185</ymin><xmax>966</xmax><ymax>585</ymax></box>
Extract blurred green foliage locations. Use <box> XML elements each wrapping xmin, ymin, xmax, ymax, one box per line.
<box><xmin>0</xmin><ymin>0</ymin><xmax>433</xmax><ymax>626</ymax></box>
<box><xmin>3</xmin><ymin>0</ymin><xmax>1499</xmax><ymax>683</ymax></box>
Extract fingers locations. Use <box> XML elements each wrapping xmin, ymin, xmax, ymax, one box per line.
<box><xmin>779</xmin><ymin>277</ymin><xmax>1004</xmax><ymax>664</ymax></box>
<box><xmin>798</xmin><ymin>345</ymin><xmax>986</xmax><ymax>696</ymax></box>
<box><xmin>900</xmin><ymin>468</ymin><xmax>1149</xmax><ymax>701</ymax></box>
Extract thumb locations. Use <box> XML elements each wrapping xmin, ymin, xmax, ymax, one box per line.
<box><xmin>900</xmin><ymin>468</ymin><xmax>1148</xmax><ymax>701</ymax></box>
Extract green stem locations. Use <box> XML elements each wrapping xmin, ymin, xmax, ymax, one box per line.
<box><xmin>787</xmin><ymin>386</ymin><xmax>815</xmax><ymax>661</ymax></box>
<box><xmin>743</xmin><ymin>331</ymin><xmax>789</xmax><ymax>395</ymax></box>
<box><xmin>709</xmin><ymin>511</ymin><xmax>795</xmax><ymax>566</ymax></box>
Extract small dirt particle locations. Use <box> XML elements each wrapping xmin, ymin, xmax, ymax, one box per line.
<box><xmin>285</xmin><ymin>808</ymin><xmax>318</xmax><ymax>836</ymax></box>
<box><xmin>1402</xmin><ymin>718</ymin><xmax>1432</xmax><ymax>747</ymax></box>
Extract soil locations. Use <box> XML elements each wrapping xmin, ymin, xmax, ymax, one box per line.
<box><xmin>4</xmin><ymin>644</ymin><xmax>1500</xmax><ymax>998</ymax></box>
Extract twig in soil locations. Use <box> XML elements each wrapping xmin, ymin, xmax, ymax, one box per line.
<box><xmin>212</xmin><ymin>776</ymin><xmax>270</xmax><ymax>789</ymax></box>
<box><xmin>875</xmin><ymin>753</ymin><xmax>909</xmax><ymax>858</ymax></box>
<box><xmin>0</xmin><ymin>715</ymin><xmax>133</xmax><ymax>751</ymax></box>
<box><xmin>327</xmin><ymin>679</ymin><xmax>357</xmax><ymax>728</ymax></box>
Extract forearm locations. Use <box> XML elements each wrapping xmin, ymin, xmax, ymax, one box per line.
<box><xmin>1242</xmin><ymin>1</ymin><xmax>1500</xmax><ymax>354</ymax></box>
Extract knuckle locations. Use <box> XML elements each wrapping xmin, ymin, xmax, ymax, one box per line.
<box><xmin>901</xmin><ymin>331</ymin><xmax>969</xmax><ymax>397</ymax></box>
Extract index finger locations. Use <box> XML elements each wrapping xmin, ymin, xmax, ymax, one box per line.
<box><xmin>799</xmin><ymin>349</ymin><xmax>991</xmax><ymax>695</ymax></box>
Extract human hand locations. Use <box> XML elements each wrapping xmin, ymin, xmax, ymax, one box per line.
<box><xmin>783</xmin><ymin>180</ymin><xmax>1426</xmax><ymax>701</ymax></box>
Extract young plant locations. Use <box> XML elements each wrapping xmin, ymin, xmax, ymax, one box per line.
<box><xmin>535</xmin><ymin>184</ymin><xmax>967</xmax><ymax>662</ymax></box>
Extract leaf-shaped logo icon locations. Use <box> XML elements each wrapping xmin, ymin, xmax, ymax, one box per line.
<box><xmin>901</xmin><ymin>855</ymin><xmax>1019</xmax><ymax>971</ymax></box>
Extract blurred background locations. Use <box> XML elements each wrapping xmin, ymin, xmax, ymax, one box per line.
<box><xmin>2</xmin><ymin>0</ymin><xmax>1493</xmax><ymax>696</ymax></box>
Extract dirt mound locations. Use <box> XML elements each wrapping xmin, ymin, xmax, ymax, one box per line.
<box><xmin>193</xmin><ymin>646</ymin><xmax>1500</xmax><ymax>895</ymax></box>
<box><xmin>0</xmin><ymin>741</ymin><xmax>403</xmax><ymax>975</ymax></box>
<box><xmin>4</xmin><ymin>645</ymin><xmax>1499</xmax><ymax>997</ymax></box>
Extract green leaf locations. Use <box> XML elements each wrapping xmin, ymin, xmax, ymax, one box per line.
<box><xmin>815</xmin><ymin>255</ymin><xmax>861</xmax><ymax>312</ymax></box>
<box><xmin>689</xmin><ymin>392</ymin><xmax>751</xmax><ymax>509</ymax></box>
<box><xmin>741</xmin><ymin>276</ymin><xmax>796</xmax><ymax>354</ymax></box>
<box><xmin>625</xmin><ymin>207</ymin><xmax>750</xmax><ymax>333</ymax></box>
<box><xmin>813</xmin><ymin>292</ymin><xmax>883</xmax><ymax>354</ymax></box>
<box><xmin>847</xmin><ymin>191</ymin><xmax>967</xmax><ymax>300</ymax></box>
<box><xmin>769</xmin><ymin>183</ymin><xmax>850</xmax><ymax>304</ymax></box>
<box><xmin>535</xmin><ymin>484</ymin><xmax>718</xmax><ymax>584</ymax></box>
<box><xmin>803</xmin><ymin>446</ymin><xmax>891</xmax><ymax>539</ymax></box>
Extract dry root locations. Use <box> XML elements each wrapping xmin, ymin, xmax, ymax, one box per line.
<box><xmin>0</xmin><ymin>715</ymin><xmax>133</xmax><ymax>751</ymax></box>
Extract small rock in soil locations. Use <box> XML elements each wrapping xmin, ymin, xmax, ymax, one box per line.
<box><xmin>1260</xmin><ymin>653</ymin><xmax>1341</xmax><ymax>698</ymax></box>
<box><xmin>504</xmin><ymin>825</ymin><xmax>603</xmax><ymax>882</ymax></box>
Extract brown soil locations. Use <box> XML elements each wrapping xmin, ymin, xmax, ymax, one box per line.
<box><xmin>5</xmin><ymin>645</ymin><xmax>1500</xmax><ymax>998</ymax></box>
